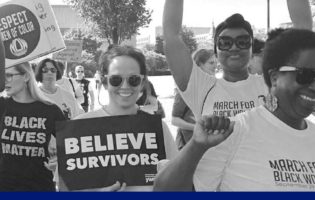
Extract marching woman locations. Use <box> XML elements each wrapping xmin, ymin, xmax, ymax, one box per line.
<box><xmin>35</xmin><ymin>58</ymin><xmax>84</xmax><ymax>120</ymax></box>
<box><xmin>75</xmin><ymin>45</ymin><xmax>178</xmax><ymax>191</ymax></box>
<box><xmin>154</xmin><ymin>28</ymin><xmax>315</xmax><ymax>191</ymax></box>
<box><xmin>0</xmin><ymin>60</ymin><xmax>66</xmax><ymax>191</ymax></box>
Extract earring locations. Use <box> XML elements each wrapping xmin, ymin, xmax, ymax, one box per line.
<box><xmin>264</xmin><ymin>93</ymin><xmax>278</xmax><ymax>112</ymax></box>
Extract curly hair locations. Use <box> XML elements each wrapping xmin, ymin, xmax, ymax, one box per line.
<box><xmin>262</xmin><ymin>29</ymin><xmax>315</xmax><ymax>88</ymax></box>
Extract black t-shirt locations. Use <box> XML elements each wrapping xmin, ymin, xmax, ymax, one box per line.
<box><xmin>76</xmin><ymin>78</ymin><xmax>90</xmax><ymax>107</ymax></box>
<box><xmin>0</xmin><ymin>97</ymin><xmax>66</xmax><ymax>191</ymax></box>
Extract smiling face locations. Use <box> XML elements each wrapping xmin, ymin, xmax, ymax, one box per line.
<box><xmin>273</xmin><ymin>49</ymin><xmax>315</xmax><ymax>119</ymax></box>
<box><xmin>4</xmin><ymin>66</ymin><xmax>26</xmax><ymax>97</ymax></box>
<box><xmin>217</xmin><ymin>28</ymin><xmax>252</xmax><ymax>74</ymax></box>
<box><xmin>106</xmin><ymin>56</ymin><xmax>144</xmax><ymax>109</ymax></box>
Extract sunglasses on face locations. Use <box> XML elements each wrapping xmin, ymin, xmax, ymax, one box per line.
<box><xmin>217</xmin><ymin>35</ymin><xmax>251</xmax><ymax>51</ymax></box>
<box><xmin>42</xmin><ymin>67</ymin><xmax>57</xmax><ymax>73</ymax></box>
<box><xmin>76</xmin><ymin>71</ymin><xmax>84</xmax><ymax>73</ymax></box>
<box><xmin>105</xmin><ymin>74</ymin><xmax>144</xmax><ymax>87</ymax></box>
<box><xmin>5</xmin><ymin>73</ymin><xmax>22</xmax><ymax>82</ymax></box>
<box><xmin>279</xmin><ymin>66</ymin><xmax>315</xmax><ymax>85</ymax></box>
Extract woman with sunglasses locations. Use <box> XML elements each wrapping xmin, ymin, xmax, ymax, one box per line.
<box><xmin>74</xmin><ymin>45</ymin><xmax>178</xmax><ymax>191</ymax></box>
<box><xmin>162</xmin><ymin>0</ymin><xmax>311</xmax><ymax>122</ymax></box>
<box><xmin>154</xmin><ymin>29</ymin><xmax>315</xmax><ymax>191</ymax></box>
<box><xmin>0</xmin><ymin>60</ymin><xmax>66</xmax><ymax>191</ymax></box>
<box><xmin>35</xmin><ymin>58</ymin><xmax>84</xmax><ymax>120</ymax></box>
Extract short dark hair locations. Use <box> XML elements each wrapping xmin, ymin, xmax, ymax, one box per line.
<box><xmin>214</xmin><ymin>13</ymin><xmax>253</xmax><ymax>55</ymax></box>
<box><xmin>98</xmin><ymin>45</ymin><xmax>147</xmax><ymax>76</ymax></box>
<box><xmin>262</xmin><ymin>29</ymin><xmax>315</xmax><ymax>88</ymax></box>
<box><xmin>266</xmin><ymin>28</ymin><xmax>288</xmax><ymax>42</ymax></box>
<box><xmin>35</xmin><ymin>58</ymin><xmax>62</xmax><ymax>82</ymax></box>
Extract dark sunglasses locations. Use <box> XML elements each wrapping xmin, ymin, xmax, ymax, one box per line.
<box><xmin>42</xmin><ymin>67</ymin><xmax>57</xmax><ymax>73</ymax></box>
<box><xmin>105</xmin><ymin>74</ymin><xmax>144</xmax><ymax>87</ymax></box>
<box><xmin>217</xmin><ymin>35</ymin><xmax>251</xmax><ymax>51</ymax></box>
<box><xmin>279</xmin><ymin>66</ymin><xmax>315</xmax><ymax>85</ymax></box>
<box><xmin>76</xmin><ymin>71</ymin><xmax>84</xmax><ymax>73</ymax></box>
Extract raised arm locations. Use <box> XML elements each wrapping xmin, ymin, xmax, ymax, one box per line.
<box><xmin>163</xmin><ymin>0</ymin><xmax>193</xmax><ymax>91</ymax></box>
<box><xmin>0</xmin><ymin>36</ymin><xmax>5</xmax><ymax>92</ymax></box>
<box><xmin>287</xmin><ymin>0</ymin><xmax>312</xmax><ymax>30</ymax></box>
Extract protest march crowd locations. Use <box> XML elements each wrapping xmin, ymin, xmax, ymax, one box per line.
<box><xmin>0</xmin><ymin>0</ymin><xmax>315</xmax><ymax>192</ymax></box>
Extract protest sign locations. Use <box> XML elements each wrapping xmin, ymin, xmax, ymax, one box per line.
<box><xmin>0</xmin><ymin>0</ymin><xmax>65</xmax><ymax>68</ymax></box>
<box><xmin>56</xmin><ymin>114</ymin><xmax>166</xmax><ymax>191</ymax></box>
<box><xmin>52</xmin><ymin>40</ymin><xmax>83</xmax><ymax>62</ymax></box>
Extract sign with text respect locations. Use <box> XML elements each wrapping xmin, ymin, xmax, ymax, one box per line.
<box><xmin>0</xmin><ymin>0</ymin><xmax>65</xmax><ymax>68</ymax></box>
<box><xmin>56</xmin><ymin>114</ymin><xmax>166</xmax><ymax>191</ymax></box>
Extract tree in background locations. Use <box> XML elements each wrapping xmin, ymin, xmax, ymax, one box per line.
<box><xmin>155</xmin><ymin>36</ymin><xmax>164</xmax><ymax>55</ymax></box>
<box><xmin>62</xmin><ymin>28</ymin><xmax>103</xmax><ymax>77</ymax></box>
<box><xmin>180</xmin><ymin>26</ymin><xmax>198</xmax><ymax>54</ymax></box>
<box><xmin>154</xmin><ymin>27</ymin><xmax>198</xmax><ymax>55</ymax></box>
<box><xmin>64</xmin><ymin>0</ymin><xmax>152</xmax><ymax>45</ymax></box>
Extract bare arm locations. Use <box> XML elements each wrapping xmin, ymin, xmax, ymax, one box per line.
<box><xmin>154</xmin><ymin>116</ymin><xmax>234</xmax><ymax>191</ymax></box>
<box><xmin>163</xmin><ymin>0</ymin><xmax>193</xmax><ymax>91</ymax></box>
<box><xmin>89</xmin><ymin>88</ymin><xmax>95</xmax><ymax>111</ymax></box>
<box><xmin>171</xmin><ymin>116</ymin><xmax>195</xmax><ymax>131</ymax></box>
<box><xmin>0</xmin><ymin>36</ymin><xmax>4</xmax><ymax>92</ymax></box>
<box><xmin>287</xmin><ymin>0</ymin><xmax>312</xmax><ymax>30</ymax></box>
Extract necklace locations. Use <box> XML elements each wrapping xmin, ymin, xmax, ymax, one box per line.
<box><xmin>40</xmin><ymin>86</ymin><xmax>57</xmax><ymax>94</ymax></box>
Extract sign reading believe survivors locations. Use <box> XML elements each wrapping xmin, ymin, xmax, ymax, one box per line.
<box><xmin>56</xmin><ymin>114</ymin><xmax>166</xmax><ymax>191</ymax></box>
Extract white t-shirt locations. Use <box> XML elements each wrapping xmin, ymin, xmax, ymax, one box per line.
<box><xmin>75</xmin><ymin>108</ymin><xmax>178</xmax><ymax>191</ymax></box>
<box><xmin>41</xmin><ymin>86</ymin><xmax>84</xmax><ymax>119</ymax></box>
<box><xmin>193</xmin><ymin>106</ymin><xmax>315</xmax><ymax>191</ymax></box>
<box><xmin>181</xmin><ymin>65</ymin><xmax>268</xmax><ymax>119</ymax></box>
<box><xmin>56</xmin><ymin>77</ymin><xmax>84</xmax><ymax>105</ymax></box>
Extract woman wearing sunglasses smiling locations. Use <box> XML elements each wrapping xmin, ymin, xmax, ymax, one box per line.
<box><xmin>162</xmin><ymin>0</ymin><xmax>311</xmax><ymax>123</ymax></box>
<box><xmin>153</xmin><ymin>0</ymin><xmax>315</xmax><ymax>191</ymax></box>
<box><xmin>74</xmin><ymin>45</ymin><xmax>178</xmax><ymax>191</ymax></box>
<box><xmin>0</xmin><ymin>58</ymin><xmax>66</xmax><ymax>190</ymax></box>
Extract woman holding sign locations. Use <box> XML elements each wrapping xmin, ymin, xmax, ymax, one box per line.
<box><xmin>73</xmin><ymin>45</ymin><xmax>178</xmax><ymax>191</ymax></box>
<box><xmin>0</xmin><ymin>61</ymin><xmax>66</xmax><ymax>191</ymax></box>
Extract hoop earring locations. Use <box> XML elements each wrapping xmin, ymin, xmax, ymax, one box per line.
<box><xmin>264</xmin><ymin>93</ymin><xmax>278</xmax><ymax>112</ymax></box>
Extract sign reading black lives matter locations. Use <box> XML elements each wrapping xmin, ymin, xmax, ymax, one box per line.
<box><xmin>0</xmin><ymin>0</ymin><xmax>65</xmax><ymax>68</ymax></box>
<box><xmin>56</xmin><ymin>114</ymin><xmax>166</xmax><ymax>191</ymax></box>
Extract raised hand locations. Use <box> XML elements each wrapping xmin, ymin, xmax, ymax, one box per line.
<box><xmin>192</xmin><ymin>115</ymin><xmax>235</xmax><ymax>150</ymax></box>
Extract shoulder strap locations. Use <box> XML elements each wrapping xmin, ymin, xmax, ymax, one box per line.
<box><xmin>181</xmin><ymin>105</ymin><xmax>190</xmax><ymax>119</ymax></box>
<box><xmin>200</xmin><ymin>79</ymin><xmax>217</xmax><ymax>116</ymax></box>
<box><xmin>68</xmin><ymin>78</ymin><xmax>77</xmax><ymax>97</ymax></box>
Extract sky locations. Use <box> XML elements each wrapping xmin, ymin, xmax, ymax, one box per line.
<box><xmin>0</xmin><ymin>0</ymin><xmax>297</xmax><ymax>37</ymax></box>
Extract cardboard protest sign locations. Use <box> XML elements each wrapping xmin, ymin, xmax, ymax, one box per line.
<box><xmin>52</xmin><ymin>40</ymin><xmax>83</xmax><ymax>62</ymax></box>
<box><xmin>0</xmin><ymin>0</ymin><xmax>65</xmax><ymax>68</ymax></box>
<box><xmin>56</xmin><ymin>114</ymin><xmax>166</xmax><ymax>191</ymax></box>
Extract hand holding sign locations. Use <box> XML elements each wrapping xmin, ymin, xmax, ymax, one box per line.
<box><xmin>56</xmin><ymin>114</ymin><xmax>166</xmax><ymax>191</ymax></box>
<box><xmin>192</xmin><ymin>115</ymin><xmax>235</xmax><ymax>150</ymax></box>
